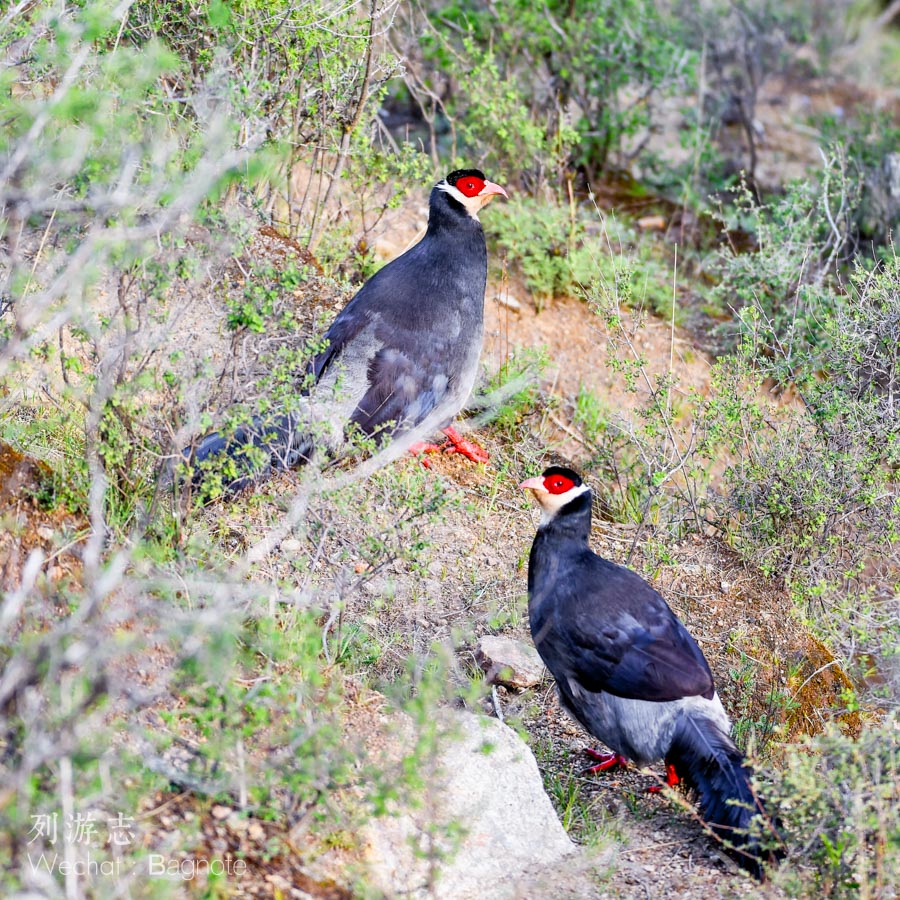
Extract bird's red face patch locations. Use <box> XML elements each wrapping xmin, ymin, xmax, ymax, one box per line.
<box><xmin>455</xmin><ymin>175</ymin><xmax>486</xmax><ymax>197</ymax></box>
<box><xmin>544</xmin><ymin>473</ymin><xmax>576</xmax><ymax>494</ymax></box>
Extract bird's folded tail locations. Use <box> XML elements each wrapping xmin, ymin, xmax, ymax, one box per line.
<box><xmin>669</xmin><ymin>714</ymin><xmax>784</xmax><ymax>879</ymax></box>
<box><xmin>182</xmin><ymin>412</ymin><xmax>316</xmax><ymax>496</ymax></box>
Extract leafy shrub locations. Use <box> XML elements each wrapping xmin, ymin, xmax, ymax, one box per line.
<box><xmin>409</xmin><ymin>0</ymin><xmax>692</xmax><ymax>187</ymax></box>
<box><xmin>710</xmin><ymin>167</ymin><xmax>855</xmax><ymax>380</ymax></box>
<box><xmin>769</xmin><ymin>718</ymin><xmax>899</xmax><ymax>898</ymax></box>
<box><xmin>121</xmin><ymin>0</ymin><xmax>415</xmax><ymax>248</ymax></box>
<box><xmin>583</xmin><ymin>273</ymin><xmax>707</xmax><ymax>531</ymax></box>
<box><xmin>0</xmin><ymin>6</ymin><xmax>462</xmax><ymax>893</ymax></box>
<box><xmin>818</xmin><ymin>110</ymin><xmax>900</xmax><ymax>246</ymax></box>
<box><xmin>663</xmin><ymin>0</ymin><xmax>809</xmax><ymax>190</ymax></box>
<box><xmin>716</xmin><ymin>251</ymin><xmax>900</xmax><ymax>570</ymax></box>
<box><xmin>0</xmin><ymin>2</ymin><xmax>264</xmax><ymax>527</ymax></box>
<box><xmin>490</xmin><ymin>198</ymin><xmax>593</xmax><ymax>303</ymax></box>
<box><xmin>454</xmin><ymin>39</ymin><xmax>578</xmax><ymax>186</ymax></box>
<box><xmin>493</xmin><ymin>198</ymin><xmax>673</xmax><ymax>316</ymax></box>
<box><xmin>478</xmin><ymin>346</ymin><xmax>549</xmax><ymax>434</ymax></box>
<box><xmin>710</xmin><ymin>252</ymin><xmax>900</xmax><ymax>691</ymax></box>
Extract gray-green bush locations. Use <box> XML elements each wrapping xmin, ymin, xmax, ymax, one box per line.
<box><xmin>769</xmin><ymin>717</ymin><xmax>899</xmax><ymax>899</ymax></box>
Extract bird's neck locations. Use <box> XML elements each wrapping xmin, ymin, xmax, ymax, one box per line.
<box><xmin>538</xmin><ymin>492</ymin><xmax>593</xmax><ymax>545</ymax></box>
<box><xmin>528</xmin><ymin>493</ymin><xmax>593</xmax><ymax>600</ymax></box>
<box><xmin>427</xmin><ymin>189</ymin><xmax>484</xmax><ymax>236</ymax></box>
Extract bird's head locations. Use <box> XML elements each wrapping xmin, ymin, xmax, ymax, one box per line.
<box><xmin>520</xmin><ymin>466</ymin><xmax>591</xmax><ymax>523</ymax></box>
<box><xmin>438</xmin><ymin>169</ymin><xmax>508</xmax><ymax>219</ymax></box>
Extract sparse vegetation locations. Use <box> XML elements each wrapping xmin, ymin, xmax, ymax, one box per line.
<box><xmin>2</xmin><ymin>0</ymin><xmax>899</xmax><ymax>895</ymax></box>
<box><xmin>769</xmin><ymin>718</ymin><xmax>900</xmax><ymax>899</ymax></box>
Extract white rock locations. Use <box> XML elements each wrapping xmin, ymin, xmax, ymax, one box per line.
<box><xmin>362</xmin><ymin>711</ymin><xmax>576</xmax><ymax>899</ymax></box>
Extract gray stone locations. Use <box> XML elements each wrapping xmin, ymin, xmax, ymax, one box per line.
<box><xmin>494</xmin><ymin>291</ymin><xmax>522</xmax><ymax>311</ymax></box>
<box><xmin>476</xmin><ymin>635</ymin><xmax>547</xmax><ymax>689</ymax></box>
<box><xmin>362</xmin><ymin>710</ymin><xmax>576</xmax><ymax>899</ymax></box>
<box><xmin>279</xmin><ymin>538</ymin><xmax>303</xmax><ymax>555</ymax></box>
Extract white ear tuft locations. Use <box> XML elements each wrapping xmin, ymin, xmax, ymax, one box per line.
<box><xmin>437</xmin><ymin>180</ymin><xmax>482</xmax><ymax>219</ymax></box>
<box><xmin>534</xmin><ymin>482</ymin><xmax>590</xmax><ymax>524</ymax></box>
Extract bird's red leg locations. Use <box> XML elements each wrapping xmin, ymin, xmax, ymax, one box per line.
<box><xmin>647</xmin><ymin>760</ymin><xmax>680</xmax><ymax>793</ymax></box>
<box><xmin>583</xmin><ymin>748</ymin><xmax>629</xmax><ymax>775</ymax></box>
<box><xmin>440</xmin><ymin>426</ymin><xmax>489</xmax><ymax>463</ymax></box>
<box><xmin>408</xmin><ymin>442</ymin><xmax>441</xmax><ymax>453</ymax></box>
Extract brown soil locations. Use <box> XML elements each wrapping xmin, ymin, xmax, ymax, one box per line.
<box><xmin>0</xmin><ymin>440</ymin><xmax>86</xmax><ymax>595</ymax></box>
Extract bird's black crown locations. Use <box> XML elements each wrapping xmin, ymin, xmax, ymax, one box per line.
<box><xmin>446</xmin><ymin>168</ymin><xmax>487</xmax><ymax>185</ymax></box>
<box><xmin>541</xmin><ymin>465</ymin><xmax>583</xmax><ymax>486</ymax></box>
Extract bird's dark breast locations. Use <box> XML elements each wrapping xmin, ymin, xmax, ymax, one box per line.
<box><xmin>528</xmin><ymin>528</ymin><xmax>717</xmax><ymax>712</ymax></box>
<box><xmin>526</xmin><ymin>533</ymin><xmax>582</xmax><ymax>611</ymax></box>
<box><xmin>410</xmin><ymin>242</ymin><xmax>486</xmax><ymax>312</ymax></box>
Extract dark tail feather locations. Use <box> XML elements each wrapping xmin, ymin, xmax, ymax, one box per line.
<box><xmin>182</xmin><ymin>412</ymin><xmax>315</xmax><ymax>495</ymax></box>
<box><xmin>669</xmin><ymin>714</ymin><xmax>783</xmax><ymax>879</ymax></box>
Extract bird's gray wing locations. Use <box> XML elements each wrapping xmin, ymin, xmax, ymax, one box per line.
<box><xmin>348</xmin><ymin>344</ymin><xmax>446</xmax><ymax>437</ymax></box>
<box><xmin>312</xmin><ymin>249</ymin><xmax>464</xmax><ymax>439</ymax></box>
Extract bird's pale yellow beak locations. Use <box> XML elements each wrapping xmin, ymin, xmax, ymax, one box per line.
<box><xmin>519</xmin><ymin>476</ymin><xmax>546</xmax><ymax>492</ymax></box>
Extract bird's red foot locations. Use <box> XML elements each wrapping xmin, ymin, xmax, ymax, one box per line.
<box><xmin>583</xmin><ymin>748</ymin><xmax>629</xmax><ymax>775</ymax></box>
<box><xmin>408</xmin><ymin>428</ymin><xmax>488</xmax><ymax>467</ymax></box>
<box><xmin>408</xmin><ymin>441</ymin><xmax>442</xmax><ymax>454</ymax></box>
<box><xmin>408</xmin><ymin>441</ymin><xmax>442</xmax><ymax>468</ymax></box>
<box><xmin>647</xmin><ymin>761</ymin><xmax>680</xmax><ymax>793</ymax></box>
<box><xmin>441</xmin><ymin>427</ymin><xmax>489</xmax><ymax>463</ymax></box>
